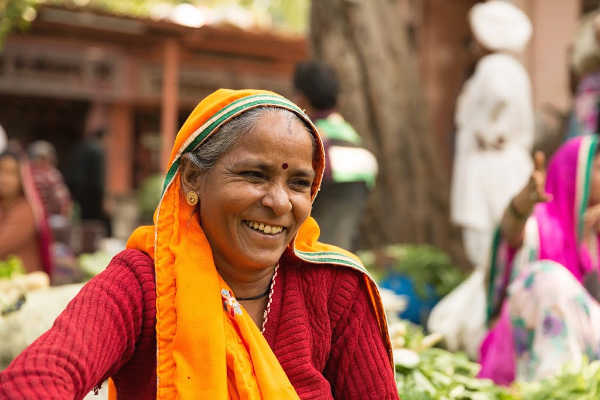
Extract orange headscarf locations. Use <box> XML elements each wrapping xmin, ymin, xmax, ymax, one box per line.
<box><xmin>111</xmin><ymin>89</ymin><xmax>391</xmax><ymax>399</ymax></box>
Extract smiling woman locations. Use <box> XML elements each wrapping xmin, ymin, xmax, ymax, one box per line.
<box><xmin>0</xmin><ymin>89</ymin><xmax>398</xmax><ymax>400</ymax></box>
<box><xmin>181</xmin><ymin>107</ymin><xmax>317</xmax><ymax>327</ymax></box>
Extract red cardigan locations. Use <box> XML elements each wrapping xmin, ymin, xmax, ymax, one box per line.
<box><xmin>0</xmin><ymin>249</ymin><xmax>398</xmax><ymax>399</ymax></box>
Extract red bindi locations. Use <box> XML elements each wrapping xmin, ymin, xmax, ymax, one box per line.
<box><xmin>281</xmin><ymin>162</ymin><xmax>288</xmax><ymax>170</ymax></box>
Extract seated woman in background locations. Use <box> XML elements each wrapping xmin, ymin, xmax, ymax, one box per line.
<box><xmin>0</xmin><ymin>150</ymin><xmax>52</xmax><ymax>274</ymax></box>
<box><xmin>0</xmin><ymin>89</ymin><xmax>397</xmax><ymax>399</ymax></box>
<box><xmin>480</xmin><ymin>135</ymin><xmax>600</xmax><ymax>384</ymax></box>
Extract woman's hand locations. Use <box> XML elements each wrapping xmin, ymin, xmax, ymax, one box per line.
<box><xmin>512</xmin><ymin>151</ymin><xmax>553</xmax><ymax>217</ymax></box>
<box><xmin>502</xmin><ymin>152</ymin><xmax>552</xmax><ymax>248</ymax></box>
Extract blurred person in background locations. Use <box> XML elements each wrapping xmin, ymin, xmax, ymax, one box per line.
<box><xmin>428</xmin><ymin>0</ymin><xmax>534</xmax><ymax>359</ymax></box>
<box><xmin>0</xmin><ymin>150</ymin><xmax>53</xmax><ymax>275</ymax></box>
<box><xmin>29</xmin><ymin>140</ymin><xmax>80</xmax><ymax>284</ymax></box>
<box><xmin>66</xmin><ymin>104</ymin><xmax>112</xmax><ymax>241</ymax></box>
<box><xmin>28</xmin><ymin>140</ymin><xmax>72</xmax><ymax>219</ymax></box>
<box><xmin>293</xmin><ymin>60</ymin><xmax>378</xmax><ymax>251</ymax></box>
<box><xmin>479</xmin><ymin>136</ymin><xmax>600</xmax><ymax>384</ymax></box>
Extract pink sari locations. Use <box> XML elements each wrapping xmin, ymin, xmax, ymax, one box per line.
<box><xmin>480</xmin><ymin>135</ymin><xmax>600</xmax><ymax>384</ymax></box>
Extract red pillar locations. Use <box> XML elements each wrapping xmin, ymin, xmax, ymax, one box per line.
<box><xmin>160</xmin><ymin>39</ymin><xmax>180</xmax><ymax>169</ymax></box>
<box><xmin>107</xmin><ymin>103</ymin><xmax>133</xmax><ymax>196</ymax></box>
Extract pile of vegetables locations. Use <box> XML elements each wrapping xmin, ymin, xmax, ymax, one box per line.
<box><xmin>515</xmin><ymin>360</ymin><xmax>600</xmax><ymax>400</ymax></box>
<box><xmin>391</xmin><ymin>320</ymin><xmax>509</xmax><ymax>400</ymax></box>
<box><xmin>391</xmin><ymin>319</ymin><xmax>600</xmax><ymax>399</ymax></box>
<box><xmin>0</xmin><ymin>256</ymin><xmax>49</xmax><ymax>316</ymax></box>
<box><xmin>0</xmin><ymin>256</ymin><xmax>26</xmax><ymax>316</ymax></box>
<box><xmin>396</xmin><ymin>348</ymin><xmax>510</xmax><ymax>400</ymax></box>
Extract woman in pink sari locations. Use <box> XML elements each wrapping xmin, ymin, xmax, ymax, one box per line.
<box><xmin>480</xmin><ymin>135</ymin><xmax>600</xmax><ymax>384</ymax></box>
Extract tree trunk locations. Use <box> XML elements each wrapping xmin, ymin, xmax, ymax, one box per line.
<box><xmin>310</xmin><ymin>0</ymin><xmax>465</xmax><ymax>264</ymax></box>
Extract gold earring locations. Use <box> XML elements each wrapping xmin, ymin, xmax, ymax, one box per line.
<box><xmin>186</xmin><ymin>191</ymin><xmax>198</xmax><ymax>206</ymax></box>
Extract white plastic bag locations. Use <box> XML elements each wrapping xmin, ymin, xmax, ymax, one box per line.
<box><xmin>427</xmin><ymin>269</ymin><xmax>487</xmax><ymax>359</ymax></box>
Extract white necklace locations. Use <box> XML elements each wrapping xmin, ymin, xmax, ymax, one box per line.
<box><xmin>261</xmin><ymin>264</ymin><xmax>279</xmax><ymax>333</ymax></box>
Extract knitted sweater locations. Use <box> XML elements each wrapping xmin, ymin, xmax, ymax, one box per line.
<box><xmin>0</xmin><ymin>249</ymin><xmax>398</xmax><ymax>399</ymax></box>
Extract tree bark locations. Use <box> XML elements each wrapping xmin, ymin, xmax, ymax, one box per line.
<box><xmin>310</xmin><ymin>0</ymin><xmax>465</xmax><ymax>264</ymax></box>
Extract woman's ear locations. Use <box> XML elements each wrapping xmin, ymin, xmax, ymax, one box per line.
<box><xmin>180</xmin><ymin>154</ymin><xmax>204</xmax><ymax>194</ymax></box>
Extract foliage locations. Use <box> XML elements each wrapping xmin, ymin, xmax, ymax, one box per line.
<box><xmin>263</xmin><ymin>0</ymin><xmax>308</xmax><ymax>33</ymax></box>
<box><xmin>202</xmin><ymin>0</ymin><xmax>309</xmax><ymax>32</ymax></box>
<box><xmin>359</xmin><ymin>244</ymin><xmax>465</xmax><ymax>298</ymax></box>
<box><xmin>0</xmin><ymin>0</ymin><xmax>309</xmax><ymax>46</ymax></box>
<box><xmin>137</xmin><ymin>173</ymin><xmax>163</xmax><ymax>223</ymax></box>
<box><xmin>0</xmin><ymin>0</ymin><xmax>37</xmax><ymax>48</ymax></box>
<box><xmin>48</xmin><ymin>0</ymin><xmax>189</xmax><ymax>17</ymax></box>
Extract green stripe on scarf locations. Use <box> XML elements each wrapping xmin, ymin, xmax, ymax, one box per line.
<box><xmin>486</xmin><ymin>228</ymin><xmax>502</xmax><ymax>324</ymax></box>
<box><xmin>294</xmin><ymin>249</ymin><xmax>367</xmax><ymax>273</ymax></box>
<box><xmin>578</xmin><ymin>135</ymin><xmax>599</xmax><ymax>239</ymax></box>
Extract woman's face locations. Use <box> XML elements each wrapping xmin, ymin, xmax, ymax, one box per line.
<box><xmin>589</xmin><ymin>153</ymin><xmax>600</xmax><ymax>207</ymax></box>
<box><xmin>196</xmin><ymin>111</ymin><xmax>315</xmax><ymax>271</ymax></box>
<box><xmin>0</xmin><ymin>156</ymin><xmax>22</xmax><ymax>201</ymax></box>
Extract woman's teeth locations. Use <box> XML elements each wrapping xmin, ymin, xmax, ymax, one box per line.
<box><xmin>245</xmin><ymin>220</ymin><xmax>284</xmax><ymax>234</ymax></box>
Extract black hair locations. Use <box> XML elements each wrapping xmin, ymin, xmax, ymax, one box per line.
<box><xmin>293</xmin><ymin>60</ymin><xmax>339</xmax><ymax>111</ymax></box>
<box><xmin>0</xmin><ymin>150</ymin><xmax>24</xmax><ymax>197</ymax></box>
<box><xmin>0</xmin><ymin>150</ymin><xmax>22</xmax><ymax>162</ymax></box>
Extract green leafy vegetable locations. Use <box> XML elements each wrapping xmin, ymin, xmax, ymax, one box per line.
<box><xmin>394</xmin><ymin>320</ymin><xmax>600</xmax><ymax>399</ymax></box>
<box><xmin>0</xmin><ymin>256</ymin><xmax>25</xmax><ymax>279</ymax></box>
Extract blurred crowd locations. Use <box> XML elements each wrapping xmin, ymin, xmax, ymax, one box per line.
<box><xmin>0</xmin><ymin>119</ymin><xmax>113</xmax><ymax>284</ymax></box>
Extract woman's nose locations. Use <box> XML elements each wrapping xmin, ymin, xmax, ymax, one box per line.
<box><xmin>262</xmin><ymin>183</ymin><xmax>292</xmax><ymax>215</ymax></box>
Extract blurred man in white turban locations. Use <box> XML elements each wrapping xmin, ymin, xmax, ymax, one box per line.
<box><xmin>428</xmin><ymin>0</ymin><xmax>534</xmax><ymax>359</ymax></box>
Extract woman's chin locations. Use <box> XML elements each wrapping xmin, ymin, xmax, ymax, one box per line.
<box><xmin>238</xmin><ymin>228</ymin><xmax>290</xmax><ymax>264</ymax></box>
<box><xmin>236</xmin><ymin>247</ymin><xmax>285</xmax><ymax>271</ymax></box>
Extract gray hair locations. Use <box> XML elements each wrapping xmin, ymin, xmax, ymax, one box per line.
<box><xmin>182</xmin><ymin>106</ymin><xmax>315</xmax><ymax>173</ymax></box>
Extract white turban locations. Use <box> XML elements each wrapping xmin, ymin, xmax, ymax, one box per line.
<box><xmin>469</xmin><ymin>0</ymin><xmax>532</xmax><ymax>53</ymax></box>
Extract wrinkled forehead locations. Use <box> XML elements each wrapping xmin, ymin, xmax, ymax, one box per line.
<box><xmin>202</xmin><ymin>104</ymin><xmax>324</xmax><ymax>196</ymax></box>
<box><xmin>243</xmin><ymin>106</ymin><xmax>321</xmax><ymax>157</ymax></box>
<box><xmin>167</xmin><ymin>93</ymin><xmax>325</xmax><ymax>200</ymax></box>
<box><xmin>252</xmin><ymin>108</ymin><xmax>318</xmax><ymax>166</ymax></box>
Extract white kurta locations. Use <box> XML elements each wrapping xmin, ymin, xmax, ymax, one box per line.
<box><xmin>452</xmin><ymin>53</ymin><xmax>534</xmax><ymax>265</ymax></box>
<box><xmin>429</xmin><ymin>53</ymin><xmax>534</xmax><ymax>358</ymax></box>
